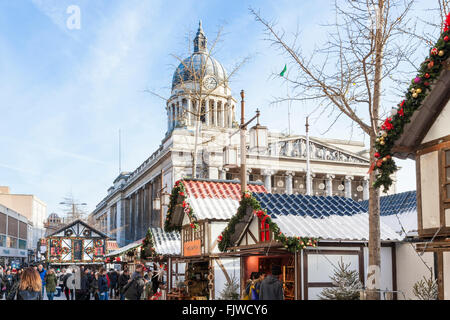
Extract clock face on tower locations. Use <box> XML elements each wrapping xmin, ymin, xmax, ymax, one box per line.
<box><xmin>204</xmin><ymin>76</ymin><xmax>218</xmax><ymax>90</ymax></box>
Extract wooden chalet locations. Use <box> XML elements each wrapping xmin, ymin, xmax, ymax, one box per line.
<box><xmin>219</xmin><ymin>192</ymin><xmax>405</xmax><ymax>300</ymax></box>
<box><xmin>391</xmin><ymin>57</ymin><xmax>450</xmax><ymax>299</ymax></box>
<box><xmin>164</xmin><ymin>178</ymin><xmax>267</xmax><ymax>300</ymax></box>
<box><xmin>46</xmin><ymin>219</ymin><xmax>108</xmax><ymax>266</ymax></box>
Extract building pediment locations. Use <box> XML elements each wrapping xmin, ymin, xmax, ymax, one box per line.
<box><xmin>263</xmin><ymin>136</ymin><xmax>370</xmax><ymax>164</ymax></box>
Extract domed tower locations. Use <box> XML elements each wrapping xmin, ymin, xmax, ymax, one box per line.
<box><xmin>167</xmin><ymin>21</ymin><xmax>237</xmax><ymax>133</ymax></box>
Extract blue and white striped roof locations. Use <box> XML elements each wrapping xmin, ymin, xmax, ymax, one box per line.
<box><xmin>360</xmin><ymin>191</ymin><xmax>417</xmax><ymax>236</ymax></box>
<box><xmin>253</xmin><ymin>193</ymin><xmax>402</xmax><ymax>242</ymax></box>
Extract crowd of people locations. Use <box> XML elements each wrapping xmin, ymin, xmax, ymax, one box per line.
<box><xmin>0</xmin><ymin>263</ymin><xmax>165</xmax><ymax>300</ymax></box>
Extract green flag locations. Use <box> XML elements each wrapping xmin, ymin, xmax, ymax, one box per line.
<box><xmin>280</xmin><ymin>64</ymin><xmax>287</xmax><ymax>76</ymax></box>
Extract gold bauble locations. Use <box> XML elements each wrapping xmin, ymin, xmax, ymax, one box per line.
<box><xmin>439</xmin><ymin>50</ymin><xmax>445</xmax><ymax>56</ymax></box>
<box><xmin>412</xmin><ymin>92</ymin><xmax>418</xmax><ymax>98</ymax></box>
<box><xmin>382</xmin><ymin>157</ymin><xmax>387</xmax><ymax>162</ymax></box>
<box><xmin>380</xmin><ymin>141</ymin><xmax>385</xmax><ymax>145</ymax></box>
<box><xmin>376</xmin><ymin>138</ymin><xmax>380</xmax><ymax>142</ymax></box>
<box><xmin>382</xmin><ymin>132</ymin><xmax>387</xmax><ymax>138</ymax></box>
<box><xmin>416</xmin><ymin>88</ymin><xmax>422</xmax><ymax>94</ymax></box>
<box><xmin>410</xmin><ymin>88</ymin><xmax>415</xmax><ymax>93</ymax></box>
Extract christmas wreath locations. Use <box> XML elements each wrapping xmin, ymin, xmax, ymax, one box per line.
<box><xmin>94</xmin><ymin>239</ymin><xmax>103</xmax><ymax>247</ymax></box>
<box><xmin>85</xmin><ymin>247</ymin><xmax>94</xmax><ymax>254</ymax></box>
<box><xmin>51</xmin><ymin>239</ymin><xmax>62</xmax><ymax>247</ymax></box>
<box><xmin>218</xmin><ymin>192</ymin><xmax>318</xmax><ymax>253</ymax></box>
<box><xmin>373</xmin><ymin>13</ymin><xmax>450</xmax><ymax>191</ymax></box>
<box><xmin>62</xmin><ymin>247</ymin><xmax>70</xmax><ymax>254</ymax></box>
<box><xmin>165</xmin><ymin>180</ymin><xmax>199</xmax><ymax>232</ymax></box>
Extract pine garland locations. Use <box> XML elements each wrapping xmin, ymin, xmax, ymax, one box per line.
<box><xmin>164</xmin><ymin>180</ymin><xmax>200</xmax><ymax>232</ymax></box>
<box><xmin>218</xmin><ymin>192</ymin><xmax>318</xmax><ymax>253</ymax></box>
<box><xmin>373</xmin><ymin>13</ymin><xmax>450</xmax><ymax>191</ymax></box>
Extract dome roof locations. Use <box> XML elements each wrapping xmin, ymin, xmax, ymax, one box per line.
<box><xmin>171</xmin><ymin>21</ymin><xmax>227</xmax><ymax>90</ymax></box>
<box><xmin>172</xmin><ymin>53</ymin><xmax>227</xmax><ymax>89</ymax></box>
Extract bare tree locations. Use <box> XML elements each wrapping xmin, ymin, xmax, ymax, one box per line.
<box><xmin>250</xmin><ymin>0</ymin><xmax>419</xmax><ymax>299</ymax></box>
<box><xmin>148</xmin><ymin>22</ymin><xmax>249</xmax><ymax>178</ymax></box>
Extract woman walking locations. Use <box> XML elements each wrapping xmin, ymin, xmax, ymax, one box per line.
<box><xmin>98</xmin><ymin>269</ymin><xmax>108</xmax><ymax>300</ymax></box>
<box><xmin>92</xmin><ymin>272</ymin><xmax>100</xmax><ymax>300</ymax></box>
<box><xmin>45</xmin><ymin>268</ymin><xmax>58</xmax><ymax>300</ymax></box>
<box><xmin>16</xmin><ymin>267</ymin><xmax>42</xmax><ymax>300</ymax></box>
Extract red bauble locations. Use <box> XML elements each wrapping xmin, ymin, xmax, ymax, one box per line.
<box><xmin>431</xmin><ymin>48</ymin><xmax>438</xmax><ymax>55</ymax></box>
<box><xmin>374</xmin><ymin>152</ymin><xmax>380</xmax><ymax>158</ymax></box>
<box><xmin>445</xmin><ymin>36</ymin><xmax>449</xmax><ymax>42</ymax></box>
<box><xmin>424</xmin><ymin>82</ymin><xmax>430</xmax><ymax>86</ymax></box>
<box><xmin>424</xmin><ymin>73</ymin><xmax>430</xmax><ymax>79</ymax></box>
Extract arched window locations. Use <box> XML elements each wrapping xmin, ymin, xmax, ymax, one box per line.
<box><xmin>210</xmin><ymin>100</ymin><xmax>215</xmax><ymax>125</ymax></box>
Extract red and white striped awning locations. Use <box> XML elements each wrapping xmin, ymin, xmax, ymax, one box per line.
<box><xmin>106</xmin><ymin>240</ymin><xmax>119</xmax><ymax>253</ymax></box>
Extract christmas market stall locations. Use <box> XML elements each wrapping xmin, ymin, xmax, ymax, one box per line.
<box><xmin>45</xmin><ymin>219</ymin><xmax>108</xmax><ymax>267</ymax></box>
<box><xmin>106</xmin><ymin>227</ymin><xmax>182</xmax><ymax>294</ymax></box>
<box><xmin>164</xmin><ymin>178</ymin><xmax>267</xmax><ymax>300</ymax></box>
<box><xmin>218</xmin><ymin>192</ymin><xmax>403</xmax><ymax>300</ymax></box>
<box><xmin>104</xmin><ymin>238</ymin><xmax>144</xmax><ymax>273</ymax></box>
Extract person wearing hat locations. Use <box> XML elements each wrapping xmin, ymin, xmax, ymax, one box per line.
<box><xmin>259</xmin><ymin>265</ymin><xmax>284</xmax><ymax>300</ymax></box>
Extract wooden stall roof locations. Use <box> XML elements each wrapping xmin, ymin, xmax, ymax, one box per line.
<box><xmin>392</xmin><ymin>65</ymin><xmax>450</xmax><ymax>160</ymax></box>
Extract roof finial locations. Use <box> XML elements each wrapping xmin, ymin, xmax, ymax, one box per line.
<box><xmin>194</xmin><ymin>20</ymin><xmax>207</xmax><ymax>53</ymax></box>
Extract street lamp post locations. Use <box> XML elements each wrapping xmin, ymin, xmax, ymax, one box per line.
<box><xmin>239</xmin><ymin>90</ymin><xmax>268</xmax><ymax>195</ymax></box>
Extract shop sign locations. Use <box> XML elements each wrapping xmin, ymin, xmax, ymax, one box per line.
<box><xmin>183</xmin><ymin>239</ymin><xmax>201</xmax><ymax>257</ymax></box>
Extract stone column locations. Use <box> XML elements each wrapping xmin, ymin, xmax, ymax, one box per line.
<box><xmin>134</xmin><ymin>192</ymin><xmax>139</xmax><ymax>241</ymax></box>
<box><xmin>116</xmin><ymin>199</ymin><xmax>122</xmax><ymax>245</ymax></box>
<box><xmin>344</xmin><ymin>175</ymin><xmax>354</xmax><ymax>198</ymax></box>
<box><xmin>187</xmin><ymin>99</ymin><xmax>192</xmax><ymax>126</ymax></box>
<box><xmin>205</xmin><ymin>99</ymin><xmax>210</xmax><ymax>126</ymax></box>
<box><xmin>167</xmin><ymin>105</ymin><xmax>171</xmax><ymax>131</ymax></box>
<box><xmin>220</xmin><ymin>102</ymin><xmax>225</xmax><ymax>127</ymax></box>
<box><xmin>285</xmin><ymin>171</ymin><xmax>294</xmax><ymax>194</ymax></box>
<box><xmin>262</xmin><ymin>169</ymin><xmax>273</xmax><ymax>193</ymax></box>
<box><xmin>326</xmin><ymin>174</ymin><xmax>335</xmax><ymax>197</ymax></box>
<box><xmin>363</xmin><ymin>176</ymin><xmax>369</xmax><ymax>200</ymax></box>
<box><xmin>106</xmin><ymin>208</ymin><xmax>111</xmax><ymax>237</ymax></box>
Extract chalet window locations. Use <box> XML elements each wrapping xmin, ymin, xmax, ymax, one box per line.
<box><xmin>259</xmin><ymin>219</ymin><xmax>271</xmax><ymax>242</ymax></box>
<box><xmin>183</xmin><ymin>227</ymin><xmax>192</xmax><ymax>242</ymax></box>
<box><xmin>444</xmin><ymin>149</ymin><xmax>450</xmax><ymax>201</ymax></box>
<box><xmin>194</xmin><ymin>223</ymin><xmax>204</xmax><ymax>246</ymax></box>
<box><xmin>73</xmin><ymin>240</ymin><xmax>83</xmax><ymax>260</ymax></box>
<box><xmin>95</xmin><ymin>247</ymin><xmax>103</xmax><ymax>256</ymax></box>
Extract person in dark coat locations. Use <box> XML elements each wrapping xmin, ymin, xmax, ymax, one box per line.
<box><xmin>123</xmin><ymin>264</ymin><xmax>146</xmax><ymax>300</ymax></box>
<box><xmin>118</xmin><ymin>269</ymin><xmax>130</xmax><ymax>300</ymax></box>
<box><xmin>98</xmin><ymin>268</ymin><xmax>109</xmax><ymax>300</ymax></box>
<box><xmin>80</xmin><ymin>269</ymin><xmax>91</xmax><ymax>300</ymax></box>
<box><xmin>17</xmin><ymin>267</ymin><xmax>42</xmax><ymax>300</ymax></box>
<box><xmin>108</xmin><ymin>269</ymin><xmax>118</xmax><ymax>298</ymax></box>
<box><xmin>259</xmin><ymin>265</ymin><xmax>284</xmax><ymax>300</ymax></box>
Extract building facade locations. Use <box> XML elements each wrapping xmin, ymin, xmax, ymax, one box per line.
<box><xmin>0</xmin><ymin>203</ymin><xmax>32</xmax><ymax>266</ymax></box>
<box><xmin>0</xmin><ymin>186</ymin><xmax>47</xmax><ymax>252</ymax></box>
<box><xmin>90</xmin><ymin>22</ymin><xmax>392</xmax><ymax>247</ymax></box>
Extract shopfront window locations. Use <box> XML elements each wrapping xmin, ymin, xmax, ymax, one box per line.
<box><xmin>260</xmin><ymin>220</ymin><xmax>271</xmax><ymax>242</ymax></box>
<box><xmin>7</xmin><ymin>236</ymin><xmax>17</xmax><ymax>248</ymax></box>
<box><xmin>18</xmin><ymin>239</ymin><xmax>26</xmax><ymax>250</ymax></box>
<box><xmin>0</xmin><ymin>235</ymin><xmax>6</xmax><ymax>247</ymax></box>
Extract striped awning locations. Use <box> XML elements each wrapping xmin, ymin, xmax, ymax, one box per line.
<box><xmin>106</xmin><ymin>240</ymin><xmax>119</xmax><ymax>253</ymax></box>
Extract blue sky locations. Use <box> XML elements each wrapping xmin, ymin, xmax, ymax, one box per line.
<box><xmin>0</xmin><ymin>0</ymin><xmax>437</xmax><ymax>217</ymax></box>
